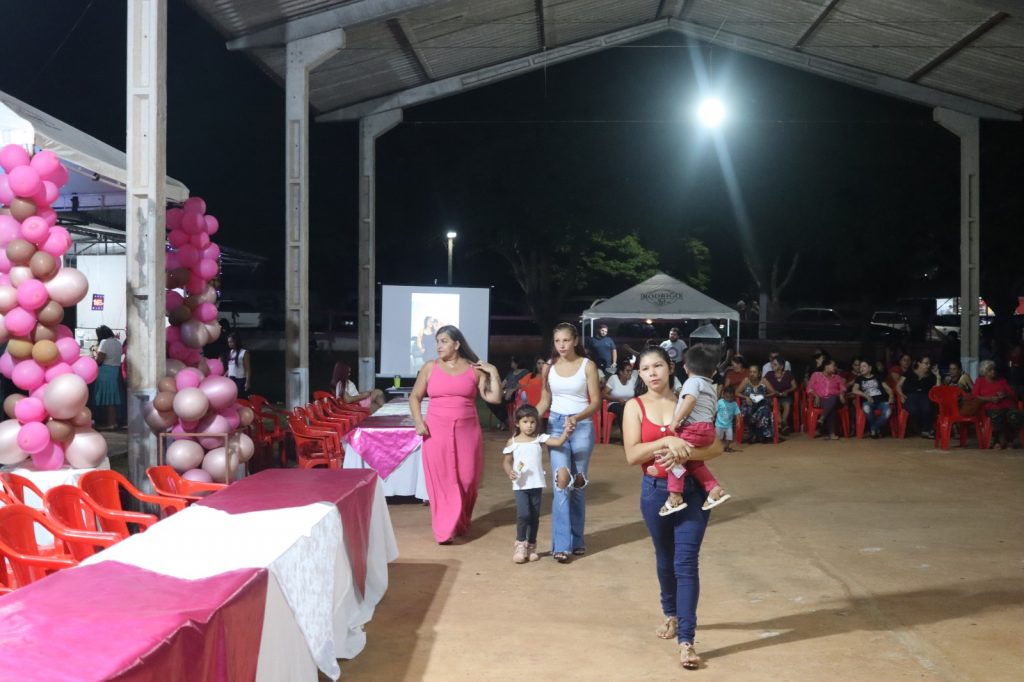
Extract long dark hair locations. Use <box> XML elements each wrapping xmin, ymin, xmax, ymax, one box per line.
<box><xmin>96</xmin><ymin>325</ymin><xmax>114</xmax><ymax>341</ymax></box>
<box><xmin>549</xmin><ymin>322</ymin><xmax>587</xmax><ymax>363</ymax></box>
<box><xmin>633</xmin><ymin>346</ymin><xmax>671</xmax><ymax>398</ymax></box>
<box><xmin>436</xmin><ymin>325</ymin><xmax>479</xmax><ymax>363</ymax></box>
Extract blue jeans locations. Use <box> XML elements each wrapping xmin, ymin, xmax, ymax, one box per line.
<box><xmin>640</xmin><ymin>474</ymin><xmax>710</xmax><ymax>644</ymax></box>
<box><xmin>548</xmin><ymin>412</ymin><xmax>595</xmax><ymax>554</ymax></box>
<box><xmin>862</xmin><ymin>401</ymin><xmax>891</xmax><ymax>433</ymax></box>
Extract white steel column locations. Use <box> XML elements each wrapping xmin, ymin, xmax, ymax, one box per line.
<box><xmin>284</xmin><ymin>30</ymin><xmax>344</xmax><ymax>407</ymax></box>
<box><xmin>934</xmin><ymin>108</ymin><xmax>981</xmax><ymax>377</ymax></box>
<box><xmin>126</xmin><ymin>0</ymin><xmax>167</xmax><ymax>492</ymax></box>
<box><xmin>357</xmin><ymin>110</ymin><xmax>402</xmax><ymax>389</ymax></box>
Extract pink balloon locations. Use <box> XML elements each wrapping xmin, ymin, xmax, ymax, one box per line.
<box><xmin>7</xmin><ymin>165</ymin><xmax>41</xmax><ymax>197</ymax></box>
<box><xmin>199</xmin><ymin>375</ymin><xmax>238</xmax><ymax>412</ymax></box>
<box><xmin>186</xmin><ymin>275</ymin><xmax>206</xmax><ymax>295</ymax></box>
<box><xmin>206</xmin><ymin>358</ymin><xmax>224</xmax><ymax>376</ymax></box>
<box><xmin>166</xmin><ymin>289</ymin><xmax>184</xmax><ymax>311</ymax></box>
<box><xmin>0</xmin><ymin>285</ymin><xmax>17</xmax><ymax>313</ymax></box>
<box><xmin>31</xmin><ymin>441</ymin><xmax>65</xmax><ymax>471</ymax></box>
<box><xmin>29</xmin><ymin>385</ymin><xmax>47</xmax><ymax>400</ymax></box>
<box><xmin>44</xmin><ymin>361</ymin><xmax>73</xmax><ymax>382</ymax></box>
<box><xmin>196</xmin><ymin>258</ymin><xmax>219</xmax><ymax>281</ymax></box>
<box><xmin>0</xmin><ymin>145</ymin><xmax>31</xmax><ymax>173</ymax></box>
<box><xmin>0</xmin><ymin>215</ymin><xmax>19</xmax><ymax>246</ymax></box>
<box><xmin>166</xmin><ymin>207</ymin><xmax>184</xmax><ymax>230</ymax></box>
<box><xmin>20</xmin><ymin>216</ymin><xmax>49</xmax><ymax>245</ymax></box>
<box><xmin>168</xmin><ymin>341</ymin><xmax>189</xmax><ymax>361</ymax></box>
<box><xmin>190</xmin><ymin>232</ymin><xmax>210</xmax><ymax>250</ymax></box>
<box><xmin>29</xmin><ymin>150</ymin><xmax>61</xmax><ymax>181</ymax></box>
<box><xmin>56</xmin><ymin>324</ymin><xmax>73</xmax><ymax>340</ymax></box>
<box><xmin>168</xmin><ymin>229</ymin><xmax>190</xmax><ymax>248</ymax></box>
<box><xmin>177</xmin><ymin>419</ymin><xmax>199</xmax><ymax>433</ymax></box>
<box><xmin>16</xmin><ymin>279</ymin><xmax>48</xmax><ymax>310</ymax></box>
<box><xmin>177</xmin><ymin>244</ymin><xmax>199</xmax><ymax>268</ymax></box>
<box><xmin>56</xmin><ymin>337</ymin><xmax>81</xmax><ymax>363</ymax></box>
<box><xmin>0</xmin><ymin>176</ymin><xmax>12</xmax><ymax>205</ymax></box>
<box><xmin>204</xmin><ymin>214</ymin><xmax>219</xmax><ymax>235</ymax></box>
<box><xmin>0</xmin><ymin>418</ymin><xmax>29</xmax><ymax>466</ymax></box>
<box><xmin>197</xmin><ymin>413</ymin><xmax>229</xmax><ymax>449</ymax></box>
<box><xmin>166</xmin><ymin>439</ymin><xmax>205</xmax><ymax>472</ymax></box>
<box><xmin>0</xmin><ymin>251</ymin><xmax>11</xmax><ymax>275</ymax></box>
<box><xmin>182</xmin><ymin>212</ymin><xmax>206</xmax><ymax>235</ymax></box>
<box><xmin>41</xmin><ymin>226</ymin><xmax>72</xmax><ymax>257</ymax></box>
<box><xmin>44</xmin><ymin>373</ymin><xmax>90</xmax><ymax>420</ymax></box>
<box><xmin>172</xmin><ymin>387</ymin><xmax>209</xmax><ymax>422</ymax></box>
<box><xmin>71</xmin><ymin>356</ymin><xmax>99</xmax><ymax>383</ymax></box>
<box><xmin>0</xmin><ymin>318</ymin><xmax>7</xmax><ymax>344</ymax></box>
<box><xmin>0</xmin><ymin>352</ymin><xmax>13</xmax><ymax>379</ymax></box>
<box><xmin>40</xmin><ymin>181</ymin><xmax>60</xmax><ymax>207</ymax></box>
<box><xmin>0</xmin><ymin>275</ymin><xmax>9</xmax><ymax>286</ymax></box>
<box><xmin>64</xmin><ymin>429</ymin><xmax>107</xmax><ymax>468</ymax></box>
<box><xmin>220</xmin><ymin>408</ymin><xmax>241</xmax><ymax>431</ymax></box>
<box><xmin>50</xmin><ymin>164</ymin><xmax>69</xmax><ymax>188</ymax></box>
<box><xmin>201</xmin><ymin>243</ymin><xmax>221</xmax><ymax>261</ymax></box>
<box><xmin>165</xmin><ymin>251</ymin><xmax>182</xmax><ymax>271</ymax></box>
<box><xmin>183</xmin><ymin>197</ymin><xmax>207</xmax><ymax>215</ymax></box>
<box><xmin>14</xmin><ymin>397</ymin><xmax>47</xmax><ymax>423</ymax></box>
<box><xmin>195</xmin><ymin>302</ymin><xmax>217</xmax><ymax>323</ymax></box>
<box><xmin>5</xmin><ymin>306</ymin><xmax>37</xmax><ymax>336</ymax></box>
<box><xmin>17</xmin><ymin>421</ymin><xmax>51</xmax><ymax>454</ymax></box>
<box><xmin>182</xmin><ymin>468</ymin><xmax>213</xmax><ymax>483</ymax></box>
<box><xmin>37</xmin><ymin>207</ymin><xmax>57</xmax><ymax>227</ymax></box>
<box><xmin>44</xmin><ymin>267</ymin><xmax>88</xmax><ymax>307</ymax></box>
<box><xmin>175</xmin><ymin>367</ymin><xmax>203</xmax><ymax>390</ymax></box>
<box><xmin>12</xmin><ymin>359</ymin><xmax>45</xmax><ymax>391</ymax></box>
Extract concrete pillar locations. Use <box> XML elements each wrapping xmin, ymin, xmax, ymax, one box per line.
<box><xmin>125</xmin><ymin>0</ymin><xmax>167</xmax><ymax>492</ymax></box>
<box><xmin>357</xmin><ymin>110</ymin><xmax>402</xmax><ymax>390</ymax></box>
<box><xmin>284</xmin><ymin>30</ymin><xmax>344</xmax><ymax>408</ymax></box>
<box><xmin>934</xmin><ymin>108</ymin><xmax>980</xmax><ymax>378</ymax></box>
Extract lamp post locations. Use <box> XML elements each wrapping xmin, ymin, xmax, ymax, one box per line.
<box><xmin>446</xmin><ymin>231</ymin><xmax>457</xmax><ymax>285</ymax></box>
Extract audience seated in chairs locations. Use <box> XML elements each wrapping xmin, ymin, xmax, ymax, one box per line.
<box><xmin>487</xmin><ymin>356</ymin><xmax>531</xmax><ymax>430</ymax></box>
<box><xmin>721</xmin><ymin>354</ymin><xmax>749</xmax><ymax>396</ymax></box>
<box><xmin>807</xmin><ymin>358</ymin><xmax>846</xmax><ymax>440</ymax></box>
<box><xmin>764</xmin><ymin>356</ymin><xmax>796</xmax><ymax>434</ymax></box>
<box><xmin>737</xmin><ymin>364</ymin><xmax>775</xmax><ymax>444</ymax></box>
<box><xmin>897</xmin><ymin>357</ymin><xmax>939</xmax><ymax>439</ymax></box>
<box><xmin>888</xmin><ymin>353</ymin><xmax>912</xmax><ymax>390</ymax></box>
<box><xmin>944</xmin><ymin>360</ymin><xmax>974</xmax><ymax>393</ymax></box>
<box><xmin>332</xmin><ymin>362</ymin><xmax>385</xmax><ymax>413</ymax></box>
<box><xmin>601</xmin><ymin>358</ymin><xmax>638</xmax><ymax>425</ymax></box>
<box><xmin>852</xmin><ymin>360</ymin><xmax>895</xmax><ymax>438</ymax></box>
<box><xmin>973</xmin><ymin>360</ymin><xmax>1023</xmax><ymax>449</ymax></box>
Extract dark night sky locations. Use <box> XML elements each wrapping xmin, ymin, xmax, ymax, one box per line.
<box><xmin>4</xmin><ymin>1</ymin><xmax>1023</xmax><ymax>318</ymax></box>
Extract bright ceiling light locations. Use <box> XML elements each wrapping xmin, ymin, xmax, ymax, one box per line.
<box><xmin>697</xmin><ymin>97</ymin><xmax>726</xmax><ymax>128</ymax></box>
<box><xmin>446</xmin><ymin>231</ymin><xmax>457</xmax><ymax>239</ymax></box>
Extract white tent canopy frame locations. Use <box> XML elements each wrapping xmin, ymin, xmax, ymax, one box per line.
<box><xmin>0</xmin><ymin>90</ymin><xmax>189</xmax><ymax>205</ymax></box>
<box><xmin>581</xmin><ymin>272</ymin><xmax>741</xmax><ymax>351</ymax></box>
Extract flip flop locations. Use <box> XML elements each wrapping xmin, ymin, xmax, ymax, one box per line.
<box><xmin>679</xmin><ymin>642</ymin><xmax>702</xmax><ymax>670</ymax></box>
<box><xmin>658</xmin><ymin>500</ymin><xmax>688</xmax><ymax>517</ymax></box>
<box><xmin>702</xmin><ymin>492</ymin><xmax>732</xmax><ymax>511</ymax></box>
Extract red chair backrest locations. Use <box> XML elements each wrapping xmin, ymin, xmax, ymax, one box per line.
<box><xmin>80</xmin><ymin>470</ymin><xmax>184</xmax><ymax>519</ymax></box>
<box><xmin>313</xmin><ymin>390</ymin><xmax>333</xmax><ymax>401</ymax></box>
<box><xmin>147</xmin><ymin>466</ymin><xmax>185</xmax><ymax>496</ymax></box>
<box><xmin>45</xmin><ymin>485</ymin><xmax>106</xmax><ymax>535</ymax></box>
<box><xmin>0</xmin><ymin>472</ymin><xmax>45</xmax><ymax>505</ymax></box>
<box><xmin>0</xmin><ymin>504</ymin><xmax>76</xmax><ymax>584</ymax></box>
<box><xmin>929</xmin><ymin>385</ymin><xmax>965</xmax><ymax>418</ymax></box>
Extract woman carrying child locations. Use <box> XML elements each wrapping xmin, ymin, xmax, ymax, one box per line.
<box><xmin>502</xmin><ymin>405</ymin><xmax>575</xmax><ymax>563</ymax></box>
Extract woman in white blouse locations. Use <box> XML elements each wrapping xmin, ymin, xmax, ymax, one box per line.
<box><xmin>602</xmin><ymin>358</ymin><xmax>637</xmax><ymax>423</ymax></box>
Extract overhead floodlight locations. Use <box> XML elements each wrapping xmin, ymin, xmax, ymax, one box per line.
<box><xmin>446</xmin><ymin>231</ymin><xmax>457</xmax><ymax>239</ymax></box>
<box><xmin>697</xmin><ymin>98</ymin><xmax>726</xmax><ymax>128</ymax></box>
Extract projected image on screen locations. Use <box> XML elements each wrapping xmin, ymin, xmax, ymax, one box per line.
<box><xmin>410</xmin><ymin>293</ymin><xmax>460</xmax><ymax>373</ymax></box>
<box><xmin>380</xmin><ymin>285</ymin><xmax>490</xmax><ymax>377</ymax></box>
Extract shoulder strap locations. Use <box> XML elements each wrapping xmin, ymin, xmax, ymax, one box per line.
<box><xmin>634</xmin><ymin>396</ymin><xmax>648</xmax><ymax>420</ymax></box>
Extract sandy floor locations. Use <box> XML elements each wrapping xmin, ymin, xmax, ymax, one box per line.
<box><xmin>338</xmin><ymin>429</ymin><xmax>1023</xmax><ymax>681</ymax></box>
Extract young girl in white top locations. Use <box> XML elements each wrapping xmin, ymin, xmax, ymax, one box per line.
<box><xmin>503</xmin><ymin>405</ymin><xmax>574</xmax><ymax>563</ymax></box>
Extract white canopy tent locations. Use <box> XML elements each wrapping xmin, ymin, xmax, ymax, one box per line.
<box><xmin>582</xmin><ymin>272</ymin><xmax>741</xmax><ymax>350</ymax></box>
<box><xmin>0</xmin><ymin>90</ymin><xmax>188</xmax><ymax>207</ymax></box>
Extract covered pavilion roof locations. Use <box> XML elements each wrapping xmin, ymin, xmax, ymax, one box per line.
<box><xmin>187</xmin><ymin>0</ymin><xmax>1023</xmax><ymax>121</ymax></box>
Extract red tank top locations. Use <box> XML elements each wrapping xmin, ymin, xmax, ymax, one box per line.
<box><xmin>634</xmin><ymin>396</ymin><xmax>670</xmax><ymax>478</ymax></box>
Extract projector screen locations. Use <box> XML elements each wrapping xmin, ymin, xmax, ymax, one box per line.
<box><xmin>380</xmin><ymin>285</ymin><xmax>490</xmax><ymax>377</ymax></box>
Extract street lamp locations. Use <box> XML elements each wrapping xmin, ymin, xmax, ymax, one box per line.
<box><xmin>446</xmin><ymin>231</ymin><xmax>457</xmax><ymax>285</ymax></box>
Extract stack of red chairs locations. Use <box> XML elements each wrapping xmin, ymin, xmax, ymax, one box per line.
<box><xmin>246</xmin><ymin>394</ymin><xmax>289</xmax><ymax>466</ymax></box>
<box><xmin>286</xmin><ymin>414</ymin><xmax>342</xmax><ymax>468</ymax></box>
<box><xmin>928</xmin><ymin>385</ymin><xmax>991</xmax><ymax>450</ymax></box>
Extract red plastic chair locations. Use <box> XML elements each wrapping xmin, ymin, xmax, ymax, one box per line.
<box><xmin>599</xmin><ymin>400</ymin><xmax>616</xmax><ymax>444</ymax></box>
<box><xmin>736</xmin><ymin>396</ymin><xmax>780</xmax><ymax>444</ymax></box>
<box><xmin>790</xmin><ymin>385</ymin><xmax>803</xmax><ymax>433</ymax></box>
<box><xmin>0</xmin><ymin>472</ymin><xmax>46</xmax><ymax>505</ymax></box>
<box><xmin>240</xmin><ymin>398</ymin><xmax>287</xmax><ymax>467</ymax></box>
<box><xmin>147</xmin><ymin>466</ymin><xmax>227</xmax><ymax>503</ymax></box>
<box><xmin>247</xmin><ymin>394</ymin><xmax>289</xmax><ymax>463</ymax></box>
<box><xmin>805</xmin><ymin>393</ymin><xmax>850</xmax><ymax>439</ymax></box>
<box><xmin>44</xmin><ymin>485</ymin><xmax>155</xmax><ymax>542</ymax></box>
<box><xmin>79</xmin><ymin>470</ymin><xmax>186</xmax><ymax>537</ymax></box>
<box><xmin>294</xmin><ymin>405</ymin><xmax>352</xmax><ymax>441</ymax></box>
<box><xmin>286</xmin><ymin>415</ymin><xmax>341</xmax><ymax>469</ymax></box>
<box><xmin>0</xmin><ymin>504</ymin><xmax>119</xmax><ymax>586</ymax></box>
<box><xmin>928</xmin><ymin>385</ymin><xmax>991</xmax><ymax>450</ymax></box>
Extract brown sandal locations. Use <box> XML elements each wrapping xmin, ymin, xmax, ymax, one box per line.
<box><xmin>656</xmin><ymin>616</ymin><xmax>677</xmax><ymax>640</ymax></box>
<box><xmin>679</xmin><ymin>642</ymin><xmax>702</xmax><ymax>670</ymax></box>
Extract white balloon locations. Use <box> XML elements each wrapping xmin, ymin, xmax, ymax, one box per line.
<box><xmin>44</xmin><ymin>267</ymin><xmax>89</xmax><ymax>307</ymax></box>
<box><xmin>201</xmin><ymin>446</ymin><xmax>237</xmax><ymax>482</ymax></box>
<box><xmin>166</xmin><ymin>439</ymin><xmax>205</xmax><ymax>472</ymax></box>
<box><xmin>64</xmin><ymin>428</ymin><xmax>108</xmax><ymax>468</ymax></box>
<box><xmin>0</xmin><ymin>418</ymin><xmax>30</xmax><ymax>465</ymax></box>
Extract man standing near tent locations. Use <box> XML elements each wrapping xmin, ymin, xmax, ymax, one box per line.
<box><xmin>660</xmin><ymin>327</ymin><xmax>688</xmax><ymax>381</ymax></box>
<box><xmin>588</xmin><ymin>323</ymin><xmax>617</xmax><ymax>378</ymax></box>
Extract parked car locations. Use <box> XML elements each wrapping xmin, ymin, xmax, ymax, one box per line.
<box><xmin>783</xmin><ymin>307</ymin><xmax>857</xmax><ymax>341</ymax></box>
<box><xmin>870</xmin><ymin>311</ymin><xmax>910</xmax><ymax>334</ymax></box>
<box><xmin>932</xmin><ymin>313</ymin><xmax>993</xmax><ymax>339</ymax></box>
<box><xmin>218</xmin><ymin>300</ymin><xmax>263</xmax><ymax>329</ymax></box>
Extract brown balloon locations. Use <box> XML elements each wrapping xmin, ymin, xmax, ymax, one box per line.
<box><xmin>46</xmin><ymin>419</ymin><xmax>74</xmax><ymax>444</ymax></box>
<box><xmin>71</xmin><ymin>407</ymin><xmax>92</xmax><ymax>428</ymax></box>
<box><xmin>3</xmin><ymin>394</ymin><xmax>25</xmax><ymax>419</ymax></box>
<box><xmin>237</xmin><ymin>406</ymin><xmax>255</xmax><ymax>427</ymax></box>
<box><xmin>31</xmin><ymin>324</ymin><xmax>57</xmax><ymax>343</ymax></box>
<box><xmin>9</xmin><ymin>197</ymin><xmax>37</xmax><ymax>221</ymax></box>
<box><xmin>157</xmin><ymin>376</ymin><xmax>178</xmax><ymax>393</ymax></box>
<box><xmin>170</xmin><ymin>268</ymin><xmax>191</xmax><ymax>287</ymax></box>
<box><xmin>197</xmin><ymin>358</ymin><xmax>210</xmax><ymax>376</ymax></box>
<box><xmin>28</xmin><ymin>251</ymin><xmax>57</xmax><ymax>279</ymax></box>
<box><xmin>184</xmin><ymin>295</ymin><xmax>201</xmax><ymax>309</ymax></box>
<box><xmin>169</xmin><ymin>306</ymin><xmax>192</xmax><ymax>325</ymax></box>
<box><xmin>37</xmin><ymin>300</ymin><xmax>64</xmax><ymax>326</ymax></box>
<box><xmin>7</xmin><ymin>339</ymin><xmax>33</xmax><ymax>360</ymax></box>
<box><xmin>6</xmin><ymin>239</ymin><xmax>36</xmax><ymax>265</ymax></box>
<box><xmin>153</xmin><ymin>391</ymin><xmax>176</xmax><ymax>412</ymax></box>
<box><xmin>31</xmin><ymin>339</ymin><xmax>59</xmax><ymax>365</ymax></box>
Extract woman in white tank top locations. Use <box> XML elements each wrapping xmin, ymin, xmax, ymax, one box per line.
<box><xmin>536</xmin><ymin>323</ymin><xmax>602</xmax><ymax>562</ymax></box>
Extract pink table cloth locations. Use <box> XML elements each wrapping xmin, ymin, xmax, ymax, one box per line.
<box><xmin>343</xmin><ymin>414</ymin><xmax>422</xmax><ymax>479</ymax></box>
<box><xmin>0</xmin><ymin>562</ymin><xmax>267</xmax><ymax>682</ymax></box>
<box><xmin>197</xmin><ymin>469</ymin><xmax>378</xmax><ymax>595</ymax></box>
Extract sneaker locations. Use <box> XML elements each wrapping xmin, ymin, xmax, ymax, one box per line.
<box><xmin>526</xmin><ymin>543</ymin><xmax>540</xmax><ymax>561</ymax></box>
<box><xmin>512</xmin><ymin>540</ymin><xmax>528</xmax><ymax>564</ymax></box>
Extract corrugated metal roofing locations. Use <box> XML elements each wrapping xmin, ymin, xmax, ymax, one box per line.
<box><xmin>186</xmin><ymin>0</ymin><xmax>1024</xmax><ymax>120</ymax></box>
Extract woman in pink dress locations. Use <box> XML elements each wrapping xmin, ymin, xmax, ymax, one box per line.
<box><xmin>409</xmin><ymin>325</ymin><xmax>502</xmax><ymax>543</ymax></box>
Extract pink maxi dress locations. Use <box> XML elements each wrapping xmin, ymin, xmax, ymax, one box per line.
<box><xmin>423</xmin><ymin>365</ymin><xmax>483</xmax><ymax>542</ymax></box>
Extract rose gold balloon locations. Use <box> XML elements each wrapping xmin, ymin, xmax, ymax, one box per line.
<box><xmin>31</xmin><ymin>339</ymin><xmax>58</xmax><ymax>365</ymax></box>
<box><xmin>153</xmin><ymin>391</ymin><xmax>175</xmax><ymax>412</ymax></box>
<box><xmin>237</xmin><ymin>406</ymin><xmax>255</xmax><ymax>427</ymax></box>
<box><xmin>197</xmin><ymin>358</ymin><xmax>210</xmax><ymax>376</ymax></box>
<box><xmin>44</xmin><ymin>267</ymin><xmax>89</xmax><ymax>307</ymax></box>
<box><xmin>157</xmin><ymin>376</ymin><xmax>178</xmax><ymax>393</ymax></box>
<box><xmin>0</xmin><ymin>285</ymin><xmax>17</xmax><ymax>313</ymax></box>
<box><xmin>6</xmin><ymin>238</ymin><xmax>35</xmax><ymax>265</ymax></box>
<box><xmin>3</xmin><ymin>394</ymin><xmax>25</xmax><ymax>419</ymax></box>
<box><xmin>7</xmin><ymin>339</ymin><xmax>32</xmax><ymax>360</ymax></box>
<box><xmin>179</xmin><ymin>319</ymin><xmax>209</xmax><ymax>349</ymax></box>
<box><xmin>199</xmin><ymin>286</ymin><xmax>217</xmax><ymax>305</ymax></box>
<box><xmin>71</xmin><ymin>407</ymin><xmax>93</xmax><ymax>428</ymax></box>
<box><xmin>28</xmin><ymin>251</ymin><xmax>56</xmax><ymax>279</ymax></box>
<box><xmin>9</xmin><ymin>198</ymin><xmax>37</xmax><ymax>222</ymax></box>
<box><xmin>165</xmin><ymin>359</ymin><xmax>185</xmax><ymax>377</ymax></box>
<box><xmin>36</xmin><ymin>300</ymin><xmax>63</xmax><ymax>326</ymax></box>
<box><xmin>65</xmin><ymin>428</ymin><xmax>108</xmax><ymax>468</ymax></box>
<box><xmin>46</xmin><ymin>419</ymin><xmax>74</xmax><ymax>444</ymax></box>
<box><xmin>32</xmin><ymin>323</ymin><xmax>56</xmax><ymax>342</ymax></box>
<box><xmin>9</xmin><ymin>266</ymin><xmax>32</xmax><ymax>287</ymax></box>
<box><xmin>204</xmin><ymin>322</ymin><xmax>222</xmax><ymax>343</ymax></box>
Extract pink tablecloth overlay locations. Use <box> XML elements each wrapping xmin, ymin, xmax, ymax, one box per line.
<box><xmin>343</xmin><ymin>415</ymin><xmax>422</xmax><ymax>480</ymax></box>
<box><xmin>197</xmin><ymin>469</ymin><xmax>378</xmax><ymax>596</ymax></box>
<box><xmin>0</xmin><ymin>562</ymin><xmax>267</xmax><ymax>682</ymax></box>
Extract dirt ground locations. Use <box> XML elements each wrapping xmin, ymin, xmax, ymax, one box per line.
<box><xmin>339</xmin><ymin>429</ymin><xmax>1023</xmax><ymax>681</ymax></box>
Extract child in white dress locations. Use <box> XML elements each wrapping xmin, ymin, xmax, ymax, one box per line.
<box><xmin>502</xmin><ymin>405</ymin><xmax>574</xmax><ymax>563</ymax></box>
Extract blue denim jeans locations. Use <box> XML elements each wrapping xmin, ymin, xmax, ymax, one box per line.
<box><xmin>861</xmin><ymin>401</ymin><xmax>891</xmax><ymax>433</ymax></box>
<box><xmin>640</xmin><ymin>474</ymin><xmax>710</xmax><ymax>644</ymax></box>
<box><xmin>547</xmin><ymin>412</ymin><xmax>595</xmax><ymax>554</ymax></box>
